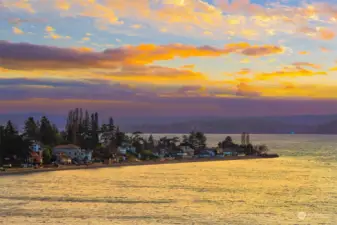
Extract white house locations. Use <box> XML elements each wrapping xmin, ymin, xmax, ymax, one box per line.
<box><xmin>117</xmin><ymin>142</ymin><xmax>136</xmax><ymax>155</ymax></box>
<box><xmin>179</xmin><ymin>143</ymin><xmax>195</xmax><ymax>156</ymax></box>
<box><xmin>156</xmin><ymin>149</ymin><xmax>167</xmax><ymax>158</ymax></box>
<box><xmin>53</xmin><ymin>144</ymin><xmax>92</xmax><ymax>162</ymax></box>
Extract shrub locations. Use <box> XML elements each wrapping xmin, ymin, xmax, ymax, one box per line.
<box><xmin>126</xmin><ymin>154</ymin><xmax>138</xmax><ymax>162</ymax></box>
<box><xmin>257</xmin><ymin>144</ymin><xmax>269</xmax><ymax>154</ymax></box>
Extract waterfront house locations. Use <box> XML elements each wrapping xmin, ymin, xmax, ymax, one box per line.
<box><xmin>155</xmin><ymin>148</ymin><xmax>167</xmax><ymax>158</ymax></box>
<box><xmin>82</xmin><ymin>150</ymin><xmax>93</xmax><ymax>162</ymax></box>
<box><xmin>117</xmin><ymin>142</ymin><xmax>136</xmax><ymax>155</ymax></box>
<box><xmin>197</xmin><ymin>150</ymin><xmax>213</xmax><ymax>158</ymax></box>
<box><xmin>28</xmin><ymin>151</ymin><xmax>43</xmax><ymax>164</ymax></box>
<box><xmin>175</xmin><ymin>152</ymin><xmax>193</xmax><ymax>159</ymax></box>
<box><xmin>179</xmin><ymin>143</ymin><xmax>195</xmax><ymax>156</ymax></box>
<box><xmin>223</xmin><ymin>148</ymin><xmax>239</xmax><ymax>156</ymax></box>
<box><xmin>28</xmin><ymin>141</ymin><xmax>43</xmax><ymax>164</ymax></box>
<box><xmin>57</xmin><ymin>153</ymin><xmax>72</xmax><ymax>164</ymax></box>
<box><xmin>52</xmin><ymin>144</ymin><xmax>93</xmax><ymax>162</ymax></box>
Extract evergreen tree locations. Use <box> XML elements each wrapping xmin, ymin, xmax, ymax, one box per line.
<box><xmin>108</xmin><ymin>117</ymin><xmax>115</xmax><ymax>133</ymax></box>
<box><xmin>1</xmin><ymin>121</ymin><xmax>31</xmax><ymax>161</ymax></box>
<box><xmin>195</xmin><ymin>132</ymin><xmax>206</xmax><ymax>149</ymax></box>
<box><xmin>0</xmin><ymin>125</ymin><xmax>4</xmax><ymax>166</ymax></box>
<box><xmin>40</xmin><ymin>116</ymin><xmax>56</xmax><ymax>146</ymax></box>
<box><xmin>84</xmin><ymin>110</ymin><xmax>90</xmax><ymax>133</ymax></box>
<box><xmin>147</xmin><ymin>134</ymin><xmax>155</xmax><ymax>150</ymax></box>
<box><xmin>186</xmin><ymin>131</ymin><xmax>206</xmax><ymax>150</ymax></box>
<box><xmin>4</xmin><ymin>120</ymin><xmax>18</xmax><ymax>137</ymax></box>
<box><xmin>90</xmin><ymin>112</ymin><xmax>99</xmax><ymax>148</ymax></box>
<box><xmin>23</xmin><ymin>117</ymin><xmax>39</xmax><ymax>140</ymax></box>
<box><xmin>115</xmin><ymin>126</ymin><xmax>125</xmax><ymax>147</ymax></box>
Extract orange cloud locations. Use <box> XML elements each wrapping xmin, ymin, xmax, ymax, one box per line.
<box><xmin>282</xmin><ymin>82</ymin><xmax>296</xmax><ymax>89</ymax></box>
<box><xmin>3</xmin><ymin>0</ymin><xmax>35</xmax><ymax>13</ymax></box>
<box><xmin>7</xmin><ymin>0</ymin><xmax>337</xmax><ymax>41</ymax></box>
<box><xmin>130</xmin><ymin>24</ymin><xmax>142</xmax><ymax>29</ymax></box>
<box><xmin>236</xmin><ymin>82</ymin><xmax>260</xmax><ymax>97</ymax></box>
<box><xmin>298</xmin><ymin>26</ymin><xmax>336</xmax><ymax>40</ymax></box>
<box><xmin>12</xmin><ymin>27</ymin><xmax>24</xmax><ymax>35</ymax></box>
<box><xmin>318</xmin><ymin>28</ymin><xmax>335</xmax><ymax>40</ymax></box>
<box><xmin>0</xmin><ymin>41</ymin><xmax>283</xmax><ymax>71</ymax></box>
<box><xmin>292</xmin><ymin>62</ymin><xmax>321</xmax><ymax>69</ymax></box>
<box><xmin>320</xmin><ymin>47</ymin><xmax>329</xmax><ymax>52</ymax></box>
<box><xmin>236</xmin><ymin>68</ymin><xmax>251</xmax><ymax>75</ymax></box>
<box><xmin>256</xmin><ymin>67</ymin><xmax>327</xmax><ymax>80</ymax></box>
<box><xmin>44</xmin><ymin>26</ymin><xmax>71</xmax><ymax>40</ymax></box>
<box><xmin>240</xmin><ymin>45</ymin><xmax>284</xmax><ymax>56</ymax></box>
<box><xmin>97</xmin><ymin>65</ymin><xmax>207</xmax><ymax>85</ymax></box>
<box><xmin>180</xmin><ymin>64</ymin><xmax>195</xmax><ymax>69</ymax></box>
<box><xmin>298</xmin><ymin>51</ymin><xmax>309</xmax><ymax>55</ymax></box>
<box><xmin>72</xmin><ymin>47</ymin><xmax>93</xmax><ymax>52</ymax></box>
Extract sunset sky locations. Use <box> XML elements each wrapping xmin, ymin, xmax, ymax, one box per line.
<box><xmin>1</xmin><ymin>0</ymin><xmax>337</xmax><ymax>118</ymax></box>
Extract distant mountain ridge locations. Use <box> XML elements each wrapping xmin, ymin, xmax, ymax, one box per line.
<box><xmin>128</xmin><ymin>115</ymin><xmax>337</xmax><ymax>134</ymax></box>
<box><xmin>0</xmin><ymin>113</ymin><xmax>337</xmax><ymax>134</ymax></box>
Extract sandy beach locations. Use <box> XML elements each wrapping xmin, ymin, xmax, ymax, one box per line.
<box><xmin>0</xmin><ymin>155</ymin><xmax>271</xmax><ymax>176</ymax></box>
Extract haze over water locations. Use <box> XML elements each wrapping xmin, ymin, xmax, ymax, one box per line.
<box><xmin>1</xmin><ymin>134</ymin><xmax>336</xmax><ymax>225</ymax></box>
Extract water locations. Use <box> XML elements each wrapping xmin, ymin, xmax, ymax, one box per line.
<box><xmin>1</xmin><ymin>134</ymin><xmax>337</xmax><ymax>225</ymax></box>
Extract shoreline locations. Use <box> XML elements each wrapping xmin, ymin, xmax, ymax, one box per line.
<box><xmin>0</xmin><ymin>155</ymin><xmax>277</xmax><ymax>177</ymax></box>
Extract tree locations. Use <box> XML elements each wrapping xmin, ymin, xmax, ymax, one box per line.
<box><xmin>257</xmin><ymin>144</ymin><xmax>269</xmax><ymax>155</ymax></box>
<box><xmin>1</xmin><ymin>121</ymin><xmax>32</xmax><ymax>162</ymax></box>
<box><xmin>182</xmin><ymin>135</ymin><xmax>189</xmax><ymax>143</ymax></box>
<box><xmin>130</xmin><ymin>132</ymin><xmax>144</xmax><ymax>153</ymax></box>
<box><xmin>40</xmin><ymin>116</ymin><xmax>57</xmax><ymax>146</ymax></box>
<box><xmin>115</xmin><ymin>126</ymin><xmax>126</xmax><ymax>147</ymax></box>
<box><xmin>65</xmin><ymin>109</ymin><xmax>79</xmax><ymax>145</ymax></box>
<box><xmin>83</xmin><ymin>110</ymin><xmax>90</xmax><ymax>132</ymax></box>
<box><xmin>90</xmin><ymin>112</ymin><xmax>99</xmax><ymax>149</ymax></box>
<box><xmin>186</xmin><ymin>131</ymin><xmax>206</xmax><ymax>150</ymax></box>
<box><xmin>108</xmin><ymin>117</ymin><xmax>115</xmax><ymax>133</ymax></box>
<box><xmin>4</xmin><ymin>120</ymin><xmax>18</xmax><ymax>137</ymax></box>
<box><xmin>220</xmin><ymin>136</ymin><xmax>234</xmax><ymax>148</ymax></box>
<box><xmin>189</xmin><ymin>132</ymin><xmax>197</xmax><ymax>149</ymax></box>
<box><xmin>43</xmin><ymin>147</ymin><xmax>52</xmax><ymax>164</ymax></box>
<box><xmin>0</xmin><ymin>125</ymin><xmax>4</xmax><ymax>166</ymax></box>
<box><xmin>195</xmin><ymin>132</ymin><xmax>206</xmax><ymax>149</ymax></box>
<box><xmin>23</xmin><ymin>117</ymin><xmax>39</xmax><ymax>140</ymax></box>
<box><xmin>224</xmin><ymin>136</ymin><xmax>233</xmax><ymax>144</ymax></box>
<box><xmin>167</xmin><ymin>136</ymin><xmax>180</xmax><ymax>152</ymax></box>
<box><xmin>244</xmin><ymin>143</ymin><xmax>254</xmax><ymax>155</ymax></box>
<box><xmin>146</xmin><ymin>134</ymin><xmax>155</xmax><ymax>151</ymax></box>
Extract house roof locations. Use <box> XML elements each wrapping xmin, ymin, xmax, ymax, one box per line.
<box><xmin>54</xmin><ymin>144</ymin><xmax>80</xmax><ymax>149</ymax></box>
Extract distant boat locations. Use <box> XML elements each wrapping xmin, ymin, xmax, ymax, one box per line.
<box><xmin>290</xmin><ymin>131</ymin><xmax>295</xmax><ymax>134</ymax></box>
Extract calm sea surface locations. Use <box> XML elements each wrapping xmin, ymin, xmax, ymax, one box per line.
<box><xmin>1</xmin><ymin>134</ymin><xmax>337</xmax><ymax>225</ymax></box>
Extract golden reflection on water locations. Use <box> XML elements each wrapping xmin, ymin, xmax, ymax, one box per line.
<box><xmin>1</xmin><ymin>135</ymin><xmax>337</xmax><ymax>224</ymax></box>
<box><xmin>1</xmin><ymin>158</ymin><xmax>337</xmax><ymax>225</ymax></box>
